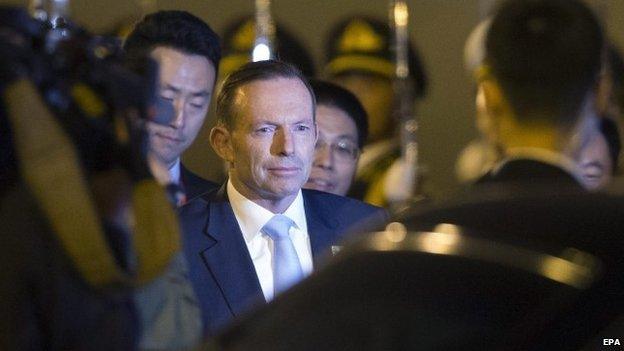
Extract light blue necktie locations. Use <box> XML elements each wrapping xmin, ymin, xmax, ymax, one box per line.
<box><xmin>262</xmin><ymin>214</ymin><xmax>303</xmax><ymax>295</ymax></box>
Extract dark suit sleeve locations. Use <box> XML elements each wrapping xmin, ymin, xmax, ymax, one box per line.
<box><xmin>312</xmin><ymin>190</ymin><xmax>389</xmax><ymax>239</ymax></box>
<box><xmin>345</xmin><ymin>205</ymin><xmax>389</xmax><ymax>238</ymax></box>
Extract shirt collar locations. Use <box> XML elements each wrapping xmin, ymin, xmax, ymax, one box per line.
<box><xmin>168</xmin><ymin>158</ymin><xmax>181</xmax><ymax>185</ymax></box>
<box><xmin>496</xmin><ymin>147</ymin><xmax>584</xmax><ymax>184</ymax></box>
<box><xmin>227</xmin><ymin>179</ymin><xmax>306</xmax><ymax>244</ymax></box>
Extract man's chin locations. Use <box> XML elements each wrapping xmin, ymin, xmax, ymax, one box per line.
<box><xmin>263</xmin><ymin>183</ymin><xmax>303</xmax><ymax>200</ymax></box>
<box><xmin>150</xmin><ymin>142</ymin><xmax>182</xmax><ymax>164</ymax></box>
<box><xmin>151</xmin><ymin>151</ymin><xmax>178</xmax><ymax>170</ymax></box>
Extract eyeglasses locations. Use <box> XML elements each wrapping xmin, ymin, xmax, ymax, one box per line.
<box><xmin>315</xmin><ymin>139</ymin><xmax>360</xmax><ymax>161</ymax></box>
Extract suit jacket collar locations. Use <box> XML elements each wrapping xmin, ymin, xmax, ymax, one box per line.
<box><xmin>200</xmin><ymin>184</ymin><xmax>264</xmax><ymax>316</ymax></box>
<box><xmin>198</xmin><ymin>186</ymin><xmax>340</xmax><ymax>316</ymax></box>
<box><xmin>496</xmin><ymin>147</ymin><xmax>583</xmax><ymax>184</ymax></box>
<box><xmin>181</xmin><ymin>164</ymin><xmax>218</xmax><ymax>202</ymax></box>
<box><xmin>478</xmin><ymin>158</ymin><xmax>584</xmax><ymax>191</ymax></box>
<box><xmin>302</xmin><ymin>189</ymin><xmax>339</xmax><ymax>265</ymax></box>
<box><xmin>497</xmin><ymin>159</ymin><xmax>580</xmax><ymax>183</ymax></box>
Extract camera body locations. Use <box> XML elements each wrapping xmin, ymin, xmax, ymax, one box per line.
<box><xmin>0</xmin><ymin>6</ymin><xmax>172</xmax><ymax>180</ymax></box>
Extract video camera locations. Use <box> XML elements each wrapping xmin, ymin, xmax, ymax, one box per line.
<box><xmin>0</xmin><ymin>6</ymin><xmax>173</xmax><ymax>179</ymax></box>
<box><xmin>0</xmin><ymin>6</ymin><xmax>172</xmax><ymax>121</ymax></box>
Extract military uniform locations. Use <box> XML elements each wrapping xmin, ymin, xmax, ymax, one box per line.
<box><xmin>220</xmin><ymin>15</ymin><xmax>316</xmax><ymax>79</ymax></box>
<box><xmin>324</xmin><ymin>16</ymin><xmax>427</xmax><ymax>207</ymax></box>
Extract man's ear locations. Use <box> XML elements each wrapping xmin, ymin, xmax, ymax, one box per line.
<box><xmin>314</xmin><ymin>121</ymin><xmax>319</xmax><ymax>143</ymax></box>
<box><xmin>210</xmin><ymin>124</ymin><xmax>234</xmax><ymax>163</ymax></box>
<box><xmin>480</xmin><ymin>79</ymin><xmax>510</xmax><ymax>120</ymax></box>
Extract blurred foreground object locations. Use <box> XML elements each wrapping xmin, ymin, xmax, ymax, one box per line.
<box><xmin>206</xmin><ymin>186</ymin><xmax>623</xmax><ymax>350</ymax></box>
<box><xmin>455</xmin><ymin>18</ymin><xmax>503</xmax><ymax>184</ymax></box>
<box><xmin>0</xmin><ymin>6</ymin><xmax>180</xmax><ymax>350</ymax></box>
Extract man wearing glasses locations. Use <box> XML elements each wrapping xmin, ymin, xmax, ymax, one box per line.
<box><xmin>304</xmin><ymin>80</ymin><xmax>368</xmax><ymax>196</ymax></box>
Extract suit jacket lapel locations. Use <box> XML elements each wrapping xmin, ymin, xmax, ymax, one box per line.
<box><xmin>180</xmin><ymin>164</ymin><xmax>217</xmax><ymax>202</ymax></box>
<box><xmin>303</xmin><ymin>192</ymin><xmax>339</xmax><ymax>265</ymax></box>
<box><xmin>200</xmin><ymin>186</ymin><xmax>264</xmax><ymax>316</ymax></box>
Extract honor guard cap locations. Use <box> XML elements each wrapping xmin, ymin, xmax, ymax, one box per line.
<box><xmin>220</xmin><ymin>16</ymin><xmax>316</xmax><ymax>79</ymax></box>
<box><xmin>325</xmin><ymin>16</ymin><xmax>428</xmax><ymax>99</ymax></box>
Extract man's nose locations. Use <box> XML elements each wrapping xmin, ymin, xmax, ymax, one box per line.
<box><xmin>313</xmin><ymin>142</ymin><xmax>334</xmax><ymax>170</ymax></box>
<box><xmin>273</xmin><ymin>128</ymin><xmax>295</xmax><ymax>156</ymax></box>
<box><xmin>170</xmin><ymin>99</ymin><xmax>185</xmax><ymax>129</ymax></box>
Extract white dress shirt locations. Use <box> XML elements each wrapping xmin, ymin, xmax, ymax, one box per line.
<box><xmin>168</xmin><ymin>158</ymin><xmax>181</xmax><ymax>185</ymax></box>
<box><xmin>226</xmin><ymin>180</ymin><xmax>313</xmax><ymax>301</ymax></box>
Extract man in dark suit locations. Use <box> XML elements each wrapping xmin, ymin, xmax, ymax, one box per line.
<box><xmin>398</xmin><ymin>2</ymin><xmax>623</xmax><ymax>348</ymax></box>
<box><xmin>124</xmin><ymin>11</ymin><xmax>223</xmax><ymax>349</ymax></box>
<box><xmin>180</xmin><ymin>60</ymin><xmax>387</xmax><ymax>335</ymax></box>
<box><xmin>124</xmin><ymin>11</ymin><xmax>221</xmax><ymax>201</ymax></box>
<box><xmin>474</xmin><ymin>0</ymin><xmax>604</xmax><ymax>190</ymax></box>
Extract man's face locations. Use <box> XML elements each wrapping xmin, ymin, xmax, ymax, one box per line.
<box><xmin>226</xmin><ymin>77</ymin><xmax>317</xmax><ymax>202</ymax></box>
<box><xmin>304</xmin><ymin>104</ymin><xmax>360</xmax><ymax>196</ymax></box>
<box><xmin>332</xmin><ymin>74</ymin><xmax>393</xmax><ymax>144</ymax></box>
<box><xmin>148</xmin><ymin>46</ymin><xmax>216</xmax><ymax>168</ymax></box>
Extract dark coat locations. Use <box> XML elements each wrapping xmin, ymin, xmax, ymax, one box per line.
<box><xmin>180</xmin><ymin>164</ymin><xmax>219</xmax><ymax>202</ymax></box>
<box><xmin>179</xmin><ymin>185</ymin><xmax>387</xmax><ymax>335</ymax></box>
<box><xmin>476</xmin><ymin>158</ymin><xmax>583</xmax><ymax>189</ymax></box>
<box><xmin>0</xmin><ymin>184</ymin><xmax>137</xmax><ymax>350</ymax></box>
<box><xmin>391</xmin><ymin>158</ymin><xmax>624</xmax><ymax>350</ymax></box>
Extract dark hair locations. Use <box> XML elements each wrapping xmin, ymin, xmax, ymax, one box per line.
<box><xmin>216</xmin><ymin>60</ymin><xmax>315</xmax><ymax>128</ymax></box>
<box><xmin>310</xmin><ymin>79</ymin><xmax>368</xmax><ymax>148</ymax></box>
<box><xmin>123</xmin><ymin>10</ymin><xmax>221</xmax><ymax>70</ymax></box>
<box><xmin>486</xmin><ymin>0</ymin><xmax>604</xmax><ymax>126</ymax></box>
<box><xmin>598</xmin><ymin>117</ymin><xmax>621</xmax><ymax>174</ymax></box>
<box><xmin>607</xmin><ymin>45</ymin><xmax>624</xmax><ymax>113</ymax></box>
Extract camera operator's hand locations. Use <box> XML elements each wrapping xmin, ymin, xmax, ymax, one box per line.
<box><xmin>0</xmin><ymin>7</ymin><xmax>43</xmax><ymax>87</ymax></box>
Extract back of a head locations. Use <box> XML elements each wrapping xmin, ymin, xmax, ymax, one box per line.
<box><xmin>310</xmin><ymin>79</ymin><xmax>368</xmax><ymax>148</ymax></box>
<box><xmin>486</xmin><ymin>0</ymin><xmax>604</xmax><ymax>126</ymax></box>
<box><xmin>216</xmin><ymin>60</ymin><xmax>315</xmax><ymax>128</ymax></box>
<box><xmin>123</xmin><ymin>10</ymin><xmax>221</xmax><ymax>70</ymax></box>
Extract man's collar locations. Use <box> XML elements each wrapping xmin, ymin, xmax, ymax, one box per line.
<box><xmin>495</xmin><ymin>147</ymin><xmax>584</xmax><ymax>184</ymax></box>
<box><xmin>226</xmin><ymin>180</ymin><xmax>305</xmax><ymax>244</ymax></box>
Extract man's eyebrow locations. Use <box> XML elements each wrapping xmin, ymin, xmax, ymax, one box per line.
<box><xmin>252</xmin><ymin>120</ymin><xmax>278</xmax><ymax>127</ymax></box>
<box><xmin>336</xmin><ymin>134</ymin><xmax>358</xmax><ymax>142</ymax></box>
<box><xmin>292</xmin><ymin>119</ymin><xmax>314</xmax><ymax>125</ymax></box>
<box><xmin>162</xmin><ymin>84</ymin><xmax>181</xmax><ymax>93</ymax></box>
<box><xmin>191</xmin><ymin>90</ymin><xmax>211</xmax><ymax>98</ymax></box>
